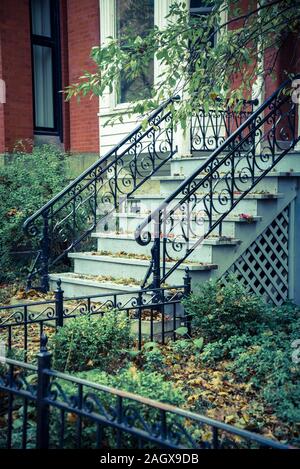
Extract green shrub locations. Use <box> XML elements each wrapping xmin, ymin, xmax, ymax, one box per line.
<box><xmin>182</xmin><ymin>275</ymin><xmax>265</xmax><ymax>342</ymax></box>
<box><xmin>143</xmin><ymin>347</ymin><xmax>165</xmax><ymax>372</ymax></box>
<box><xmin>0</xmin><ymin>145</ymin><xmax>69</xmax><ymax>282</ymax></box>
<box><xmin>198</xmin><ymin>301</ymin><xmax>300</xmax><ymax>444</ymax></box>
<box><xmin>51</xmin><ymin>311</ymin><xmax>132</xmax><ymax>372</ymax></box>
<box><xmin>80</xmin><ymin>367</ymin><xmax>185</xmax><ymax>405</ymax></box>
<box><xmin>49</xmin><ymin>367</ymin><xmax>186</xmax><ymax>448</ymax></box>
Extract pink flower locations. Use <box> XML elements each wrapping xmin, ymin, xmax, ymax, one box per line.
<box><xmin>239</xmin><ymin>213</ymin><xmax>254</xmax><ymax>222</ymax></box>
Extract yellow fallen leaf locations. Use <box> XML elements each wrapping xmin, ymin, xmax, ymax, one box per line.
<box><xmin>67</xmin><ymin>413</ymin><xmax>77</xmax><ymax>424</ymax></box>
<box><xmin>225</xmin><ymin>415</ymin><xmax>236</xmax><ymax>424</ymax></box>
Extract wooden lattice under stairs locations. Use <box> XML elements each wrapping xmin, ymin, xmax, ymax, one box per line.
<box><xmin>223</xmin><ymin>205</ymin><xmax>290</xmax><ymax>305</ymax></box>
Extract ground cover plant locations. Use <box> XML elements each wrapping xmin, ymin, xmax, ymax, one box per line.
<box><xmin>0</xmin><ymin>276</ymin><xmax>299</xmax><ymax>448</ymax></box>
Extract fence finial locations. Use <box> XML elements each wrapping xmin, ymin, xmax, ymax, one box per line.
<box><xmin>184</xmin><ymin>267</ymin><xmax>191</xmax><ymax>297</ymax></box>
<box><xmin>56</xmin><ymin>278</ymin><xmax>62</xmax><ymax>290</ymax></box>
<box><xmin>40</xmin><ymin>333</ymin><xmax>48</xmax><ymax>352</ymax></box>
<box><xmin>184</xmin><ymin>266</ymin><xmax>191</xmax><ymax>283</ymax></box>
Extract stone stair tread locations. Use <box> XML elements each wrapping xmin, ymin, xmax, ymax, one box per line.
<box><xmin>129</xmin><ymin>192</ymin><xmax>284</xmax><ymax>200</ymax></box>
<box><xmin>49</xmin><ymin>272</ymin><xmax>145</xmax><ymax>291</ymax></box>
<box><xmin>68</xmin><ymin>251</ymin><xmax>218</xmax><ymax>270</ymax></box>
<box><xmin>91</xmin><ymin>232</ymin><xmax>242</xmax><ymax>245</ymax></box>
<box><xmin>100</xmin><ymin>213</ymin><xmax>262</xmax><ymax>222</ymax></box>
<box><xmin>172</xmin><ymin>152</ymin><xmax>300</xmax><ymax>161</ymax></box>
<box><xmin>152</xmin><ymin>172</ymin><xmax>300</xmax><ymax>181</ymax></box>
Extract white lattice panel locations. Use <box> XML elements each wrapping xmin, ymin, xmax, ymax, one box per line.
<box><xmin>223</xmin><ymin>206</ymin><xmax>290</xmax><ymax>305</ymax></box>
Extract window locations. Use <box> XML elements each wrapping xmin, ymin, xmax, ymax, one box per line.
<box><xmin>116</xmin><ymin>0</ymin><xmax>154</xmax><ymax>104</ymax></box>
<box><xmin>31</xmin><ymin>0</ymin><xmax>62</xmax><ymax>134</ymax></box>
<box><xmin>190</xmin><ymin>0</ymin><xmax>214</xmax><ymax>15</ymax></box>
<box><xmin>189</xmin><ymin>0</ymin><xmax>215</xmax><ymax>74</ymax></box>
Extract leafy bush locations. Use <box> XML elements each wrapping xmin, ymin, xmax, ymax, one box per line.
<box><xmin>0</xmin><ymin>145</ymin><xmax>69</xmax><ymax>282</ymax></box>
<box><xmin>142</xmin><ymin>342</ymin><xmax>166</xmax><ymax>372</ymax></box>
<box><xmin>49</xmin><ymin>366</ymin><xmax>186</xmax><ymax>448</ymax></box>
<box><xmin>51</xmin><ymin>311</ymin><xmax>132</xmax><ymax>372</ymax></box>
<box><xmin>199</xmin><ymin>301</ymin><xmax>300</xmax><ymax>444</ymax></box>
<box><xmin>182</xmin><ymin>275</ymin><xmax>265</xmax><ymax>342</ymax></box>
<box><xmin>169</xmin><ymin>337</ymin><xmax>204</xmax><ymax>363</ymax></box>
<box><xmin>144</xmin><ymin>348</ymin><xmax>165</xmax><ymax>372</ymax></box>
<box><xmin>79</xmin><ymin>367</ymin><xmax>186</xmax><ymax>406</ymax></box>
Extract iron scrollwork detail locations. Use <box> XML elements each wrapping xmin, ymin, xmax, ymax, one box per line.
<box><xmin>23</xmin><ymin>97</ymin><xmax>180</xmax><ymax>292</ymax></box>
<box><xmin>136</xmin><ymin>76</ymin><xmax>300</xmax><ymax>288</ymax></box>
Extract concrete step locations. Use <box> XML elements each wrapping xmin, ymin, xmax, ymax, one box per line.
<box><xmin>49</xmin><ymin>272</ymin><xmax>186</xmax><ymax>317</ymax></box>
<box><xmin>172</xmin><ymin>152</ymin><xmax>300</xmax><ymax>178</ymax></box>
<box><xmin>68</xmin><ymin>252</ymin><xmax>218</xmax><ymax>285</ymax></box>
<box><xmin>126</xmin><ymin>193</ymin><xmax>283</xmax><ymax>217</ymax></box>
<box><xmin>102</xmin><ymin>212</ymin><xmax>262</xmax><ymax>238</ymax></box>
<box><xmin>91</xmin><ymin>234</ymin><xmax>241</xmax><ymax>263</ymax></box>
<box><xmin>153</xmin><ymin>174</ymin><xmax>280</xmax><ymax>197</ymax></box>
<box><xmin>49</xmin><ymin>272</ymin><xmax>142</xmax><ymax>297</ymax></box>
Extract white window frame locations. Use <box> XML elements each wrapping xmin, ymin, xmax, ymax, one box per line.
<box><xmin>99</xmin><ymin>0</ymin><xmax>174</xmax><ymax>117</ymax></box>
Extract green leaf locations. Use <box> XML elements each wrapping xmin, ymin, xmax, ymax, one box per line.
<box><xmin>175</xmin><ymin>326</ymin><xmax>188</xmax><ymax>336</ymax></box>
<box><xmin>193</xmin><ymin>337</ymin><xmax>204</xmax><ymax>351</ymax></box>
<box><xmin>127</xmin><ymin>350</ymin><xmax>141</xmax><ymax>358</ymax></box>
<box><xmin>143</xmin><ymin>341</ymin><xmax>159</xmax><ymax>350</ymax></box>
<box><xmin>13</xmin><ymin>419</ymin><xmax>24</xmax><ymax>430</ymax></box>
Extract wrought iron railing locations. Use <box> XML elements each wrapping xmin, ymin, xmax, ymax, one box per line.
<box><xmin>135</xmin><ymin>76</ymin><xmax>300</xmax><ymax>288</ymax></box>
<box><xmin>0</xmin><ymin>338</ymin><xmax>290</xmax><ymax>449</ymax></box>
<box><xmin>0</xmin><ymin>271</ymin><xmax>191</xmax><ymax>356</ymax></box>
<box><xmin>190</xmin><ymin>98</ymin><xmax>258</xmax><ymax>152</ymax></box>
<box><xmin>23</xmin><ymin>96</ymin><xmax>180</xmax><ymax>291</ymax></box>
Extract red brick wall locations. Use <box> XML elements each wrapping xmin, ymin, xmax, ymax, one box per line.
<box><xmin>66</xmin><ymin>0</ymin><xmax>100</xmax><ymax>154</ymax></box>
<box><xmin>0</xmin><ymin>28</ymin><xmax>5</xmax><ymax>153</ymax></box>
<box><xmin>0</xmin><ymin>0</ymin><xmax>33</xmax><ymax>153</ymax></box>
<box><xmin>228</xmin><ymin>0</ymin><xmax>258</xmax><ymax>98</ymax></box>
<box><xmin>264</xmin><ymin>33</ymin><xmax>300</xmax><ymax>98</ymax></box>
<box><xmin>0</xmin><ymin>0</ymin><xmax>100</xmax><ymax>154</ymax></box>
<box><xmin>228</xmin><ymin>1</ymin><xmax>300</xmax><ymax>101</ymax></box>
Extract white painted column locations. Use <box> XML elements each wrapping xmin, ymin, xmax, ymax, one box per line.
<box><xmin>99</xmin><ymin>0</ymin><xmax>116</xmax><ymax>114</ymax></box>
<box><xmin>154</xmin><ymin>0</ymin><xmax>174</xmax><ymax>86</ymax></box>
<box><xmin>173</xmin><ymin>0</ymin><xmax>191</xmax><ymax>157</ymax></box>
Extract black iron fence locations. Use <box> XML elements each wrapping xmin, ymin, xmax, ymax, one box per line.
<box><xmin>0</xmin><ymin>270</ymin><xmax>192</xmax><ymax>359</ymax></box>
<box><xmin>0</xmin><ymin>337</ymin><xmax>290</xmax><ymax>450</ymax></box>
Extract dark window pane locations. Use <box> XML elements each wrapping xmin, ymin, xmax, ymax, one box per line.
<box><xmin>33</xmin><ymin>45</ymin><xmax>54</xmax><ymax>128</ymax></box>
<box><xmin>116</xmin><ymin>0</ymin><xmax>154</xmax><ymax>103</ymax></box>
<box><xmin>190</xmin><ymin>0</ymin><xmax>213</xmax><ymax>9</ymax></box>
<box><xmin>31</xmin><ymin>0</ymin><xmax>52</xmax><ymax>37</ymax></box>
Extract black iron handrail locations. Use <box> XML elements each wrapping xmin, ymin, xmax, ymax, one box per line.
<box><xmin>135</xmin><ymin>75</ymin><xmax>300</xmax><ymax>288</ymax></box>
<box><xmin>23</xmin><ymin>96</ymin><xmax>180</xmax><ymax>291</ymax></box>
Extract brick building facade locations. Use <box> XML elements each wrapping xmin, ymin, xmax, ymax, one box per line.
<box><xmin>0</xmin><ymin>1</ymin><xmax>299</xmax><ymax>158</ymax></box>
<box><xmin>0</xmin><ymin>0</ymin><xmax>100</xmax><ymax>155</ymax></box>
